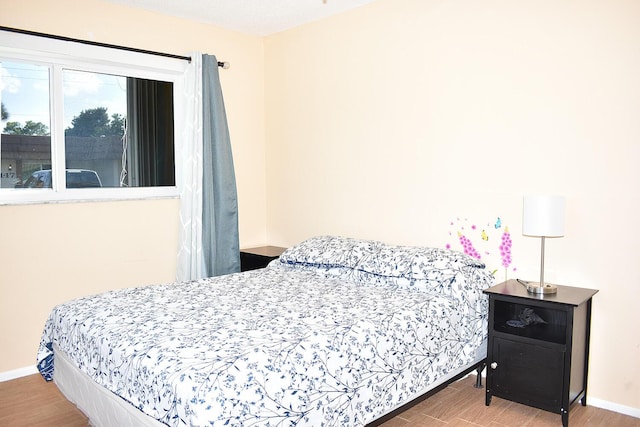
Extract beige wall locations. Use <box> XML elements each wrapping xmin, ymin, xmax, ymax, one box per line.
<box><xmin>265</xmin><ymin>0</ymin><xmax>639</xmax><ymax>412</ymax></box>
<box><xmin>0</xmin><ymin>199</ymin><xmax>180</xmax><ymax>368</ymax></box>
<box><xmin>0</xmin><ymin>0</ymin><xmax>267</xmax><ymax>370</ymax></box>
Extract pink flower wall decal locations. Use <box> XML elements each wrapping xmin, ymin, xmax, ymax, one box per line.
<box><xmin>447</xmin><ymin>216</ymin><xmax>516</xmax><ymax>280</ymax></box>
<box><xmin>499</xmin><ymin>226</ymin><xmax>513</xmax><ymax>281</ymax></box>
<box><xmin>458</xmin><ymin>232</ymin><xmax>482</xmax><ymax>259</ymax></box>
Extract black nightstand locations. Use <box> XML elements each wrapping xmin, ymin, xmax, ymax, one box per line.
<box><xmin>484</xmin><ymin>280</ymin><xmax>598</xmax><ymax>427</ymax></box>
<box><xmin>240</xmin><ymin>246</ymin><xmax>286</xmax><ymax>272</ymax></box>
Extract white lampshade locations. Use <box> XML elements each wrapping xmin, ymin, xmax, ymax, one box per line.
<box><xmin>522</xmin><ymin>195</ymin><xmax>565</xmax><ymax>237</ymax></box>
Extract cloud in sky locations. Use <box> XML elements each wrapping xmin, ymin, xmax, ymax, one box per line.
<box><xmin>0</xmin><ymin>65</ymin><xmax>21</xmax><ymax>94</ymax></box>
<box><xmin>1</xmin><ymin>63</ymin><xmax>48</xmax><ymax>126</ymax></box>
<box><xmin>64</xmin><ymin>70</ymin><xmax>104</xmax><ymax>97</ymax></box>
<box><xmin>3</xmin><ymin>63</ymin><xmax>127</xmax><ymax>129</ymax></box>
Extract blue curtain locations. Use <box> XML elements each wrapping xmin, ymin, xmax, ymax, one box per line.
<box><xmin>201</xmin><ymin>54</ymin><xmax>240</xmax><ymax>276</ymax></box>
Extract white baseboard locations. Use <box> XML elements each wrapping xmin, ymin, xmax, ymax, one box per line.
<box><xmin>589</xmin><ymin>397</ymin><xmax>640</xmax><ymax>420</ymax></box>
<box><xmin>0</xmin><ymin>365</ymin><xmax>38</xmax><ymax>382</ymax></box>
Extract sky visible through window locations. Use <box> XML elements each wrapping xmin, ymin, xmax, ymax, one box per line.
<box><xmin>1</xmin><ymin>62</ymin><xmax>127</xmax><ymax>132</ymax></box>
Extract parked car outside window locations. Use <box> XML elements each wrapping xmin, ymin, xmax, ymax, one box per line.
<box><xmin>16</xmin><ymin>169</ymin><xmax>103</xmax><ymax>189</ymax></box>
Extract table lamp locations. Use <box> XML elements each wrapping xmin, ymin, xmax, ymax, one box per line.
<box><xmin>522</xmin><ymin>195</ymin><xmax>565</xmax><ymax>294</ymax></box>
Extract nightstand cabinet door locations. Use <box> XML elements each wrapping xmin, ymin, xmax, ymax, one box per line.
<box><xmin>491</xmin><ymin>337</ymin><xmax>564</xmax><ymax>412</ymax></box>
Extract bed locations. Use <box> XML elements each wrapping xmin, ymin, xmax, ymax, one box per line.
<box><xmin>37</xmin><ymin>235</ymin><xmax>494</xmax><ymax>426</ymax></box>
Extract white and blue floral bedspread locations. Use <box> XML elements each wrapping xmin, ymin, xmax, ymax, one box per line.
<box><xmin>37</xmin><ymin>236</ymin><xmax>494</xmax><ymax>426</ymax></box>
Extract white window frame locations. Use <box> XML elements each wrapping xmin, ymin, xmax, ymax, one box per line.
<box><xmin>0</xmin><ymin>30</ymin><xmax>188</xmax><ymax>205</ymax></box>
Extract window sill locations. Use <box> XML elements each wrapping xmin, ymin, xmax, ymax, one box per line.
<box><xmin>0</xmin><ymin>187</ymin><xmax>180</xmax><ymax>206</ymax></box>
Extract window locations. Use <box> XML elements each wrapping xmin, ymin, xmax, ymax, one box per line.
<box><xmin>0</xmin><ymin>62</ymin><xmax>51</xmax><ymax>188</ymax></box>
<box><xmin>0</xmin><ymin>30</ymin><xmax>186</xmax><ymax>203</ymax></box>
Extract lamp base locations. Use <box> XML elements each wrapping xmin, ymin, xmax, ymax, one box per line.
<box><xmin>526</xmin><ymin>282</ymin><xmax>558</xmax><ymax>295</ymax></box>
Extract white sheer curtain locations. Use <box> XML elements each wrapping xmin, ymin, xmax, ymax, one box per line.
<box><xmin>176</xmin><ymin>53</ymin><xmax>205</xmax><ymax>281</ymax></box>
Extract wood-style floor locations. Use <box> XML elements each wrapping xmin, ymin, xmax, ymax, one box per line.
<box><xmin>0</xmin><ymin>374</ymin><xmax>638</xmax><ymax>426</ymax></box>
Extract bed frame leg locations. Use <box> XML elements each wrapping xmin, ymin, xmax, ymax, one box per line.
<box><xmin>474</xmin><ymin>363</ymin><xmax>485</xmax><ymax>389</ymax></box>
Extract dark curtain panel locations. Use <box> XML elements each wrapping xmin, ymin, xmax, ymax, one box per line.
<box><xmin>127</xmin><ymin>78</ymin><xmax>175</xmax><ymax>187</ymax></box>
<box><xmin>202</xmin><ymin>54</ymin><xmax>240</xmax><ymax>276</ymax></box>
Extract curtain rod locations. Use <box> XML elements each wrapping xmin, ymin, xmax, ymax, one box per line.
<box><xmin>0</xmin><ymin>26</ymin><xmax>229</xmax><ymax>68</ymax></box>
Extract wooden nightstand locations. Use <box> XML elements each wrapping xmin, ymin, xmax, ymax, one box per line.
<box><xmin>240</xmin><ymin>246</ymin><xmax>286</xmax><ymax>271</ymax></box>
<box><xmin>484</xmin><ymin>280</ymin><xmax>598</xmax><ymax>427</ymax></box>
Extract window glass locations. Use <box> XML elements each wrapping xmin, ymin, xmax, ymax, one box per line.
<box><xmin>1</xmin><ymin>64</ymin><xmax>175</xmax><ymax>190</ymax></box>
<box><xmin>62</xmin><ymin>69</ymin><xmax>175</xmax><ymax>189</ymax></box>
<box><xmin>0</xmin><ymin>61</ymin><xmax>52</xmax><ymax>188</ymax></box>
<box><xmin>63</xmin><ymin>69</ymin><xmax>125</xmax><ymax>188</ymax></box>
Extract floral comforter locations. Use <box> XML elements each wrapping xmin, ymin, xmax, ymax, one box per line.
<box><xmin>37</xmin><ymin>236</ymin><xmax>493</xmax><ymax>426</ymax></box>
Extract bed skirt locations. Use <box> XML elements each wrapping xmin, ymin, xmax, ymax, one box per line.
<box><xmin>53</xmin><ymin>343</ymin><xmax>164</xmax><ymax>427</ymax></box>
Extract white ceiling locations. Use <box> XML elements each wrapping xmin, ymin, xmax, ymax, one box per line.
<box><xmin>103</xmin><ymin>0</ymin><xmax>379</xmax><ymax>36</ymax></box>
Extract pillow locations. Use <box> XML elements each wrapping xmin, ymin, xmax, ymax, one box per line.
<box><xmin>280</xmin><ymin>236</ymin><xmax>485</xmax><ymax>282</ymax></box>
<box><xmin>278</xmin><ymin>235</ymin><xmax>383</xmax><ymax>269</ymax></box>
<box><xmin>279</xmin><ymin>236</ymin><xmax>493</xmax><ymax>315</ymax></box>
<box><xmin>354</xmin><ymin>244</ymin><xmax>485</xmax><ymax>280</ymax></box>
